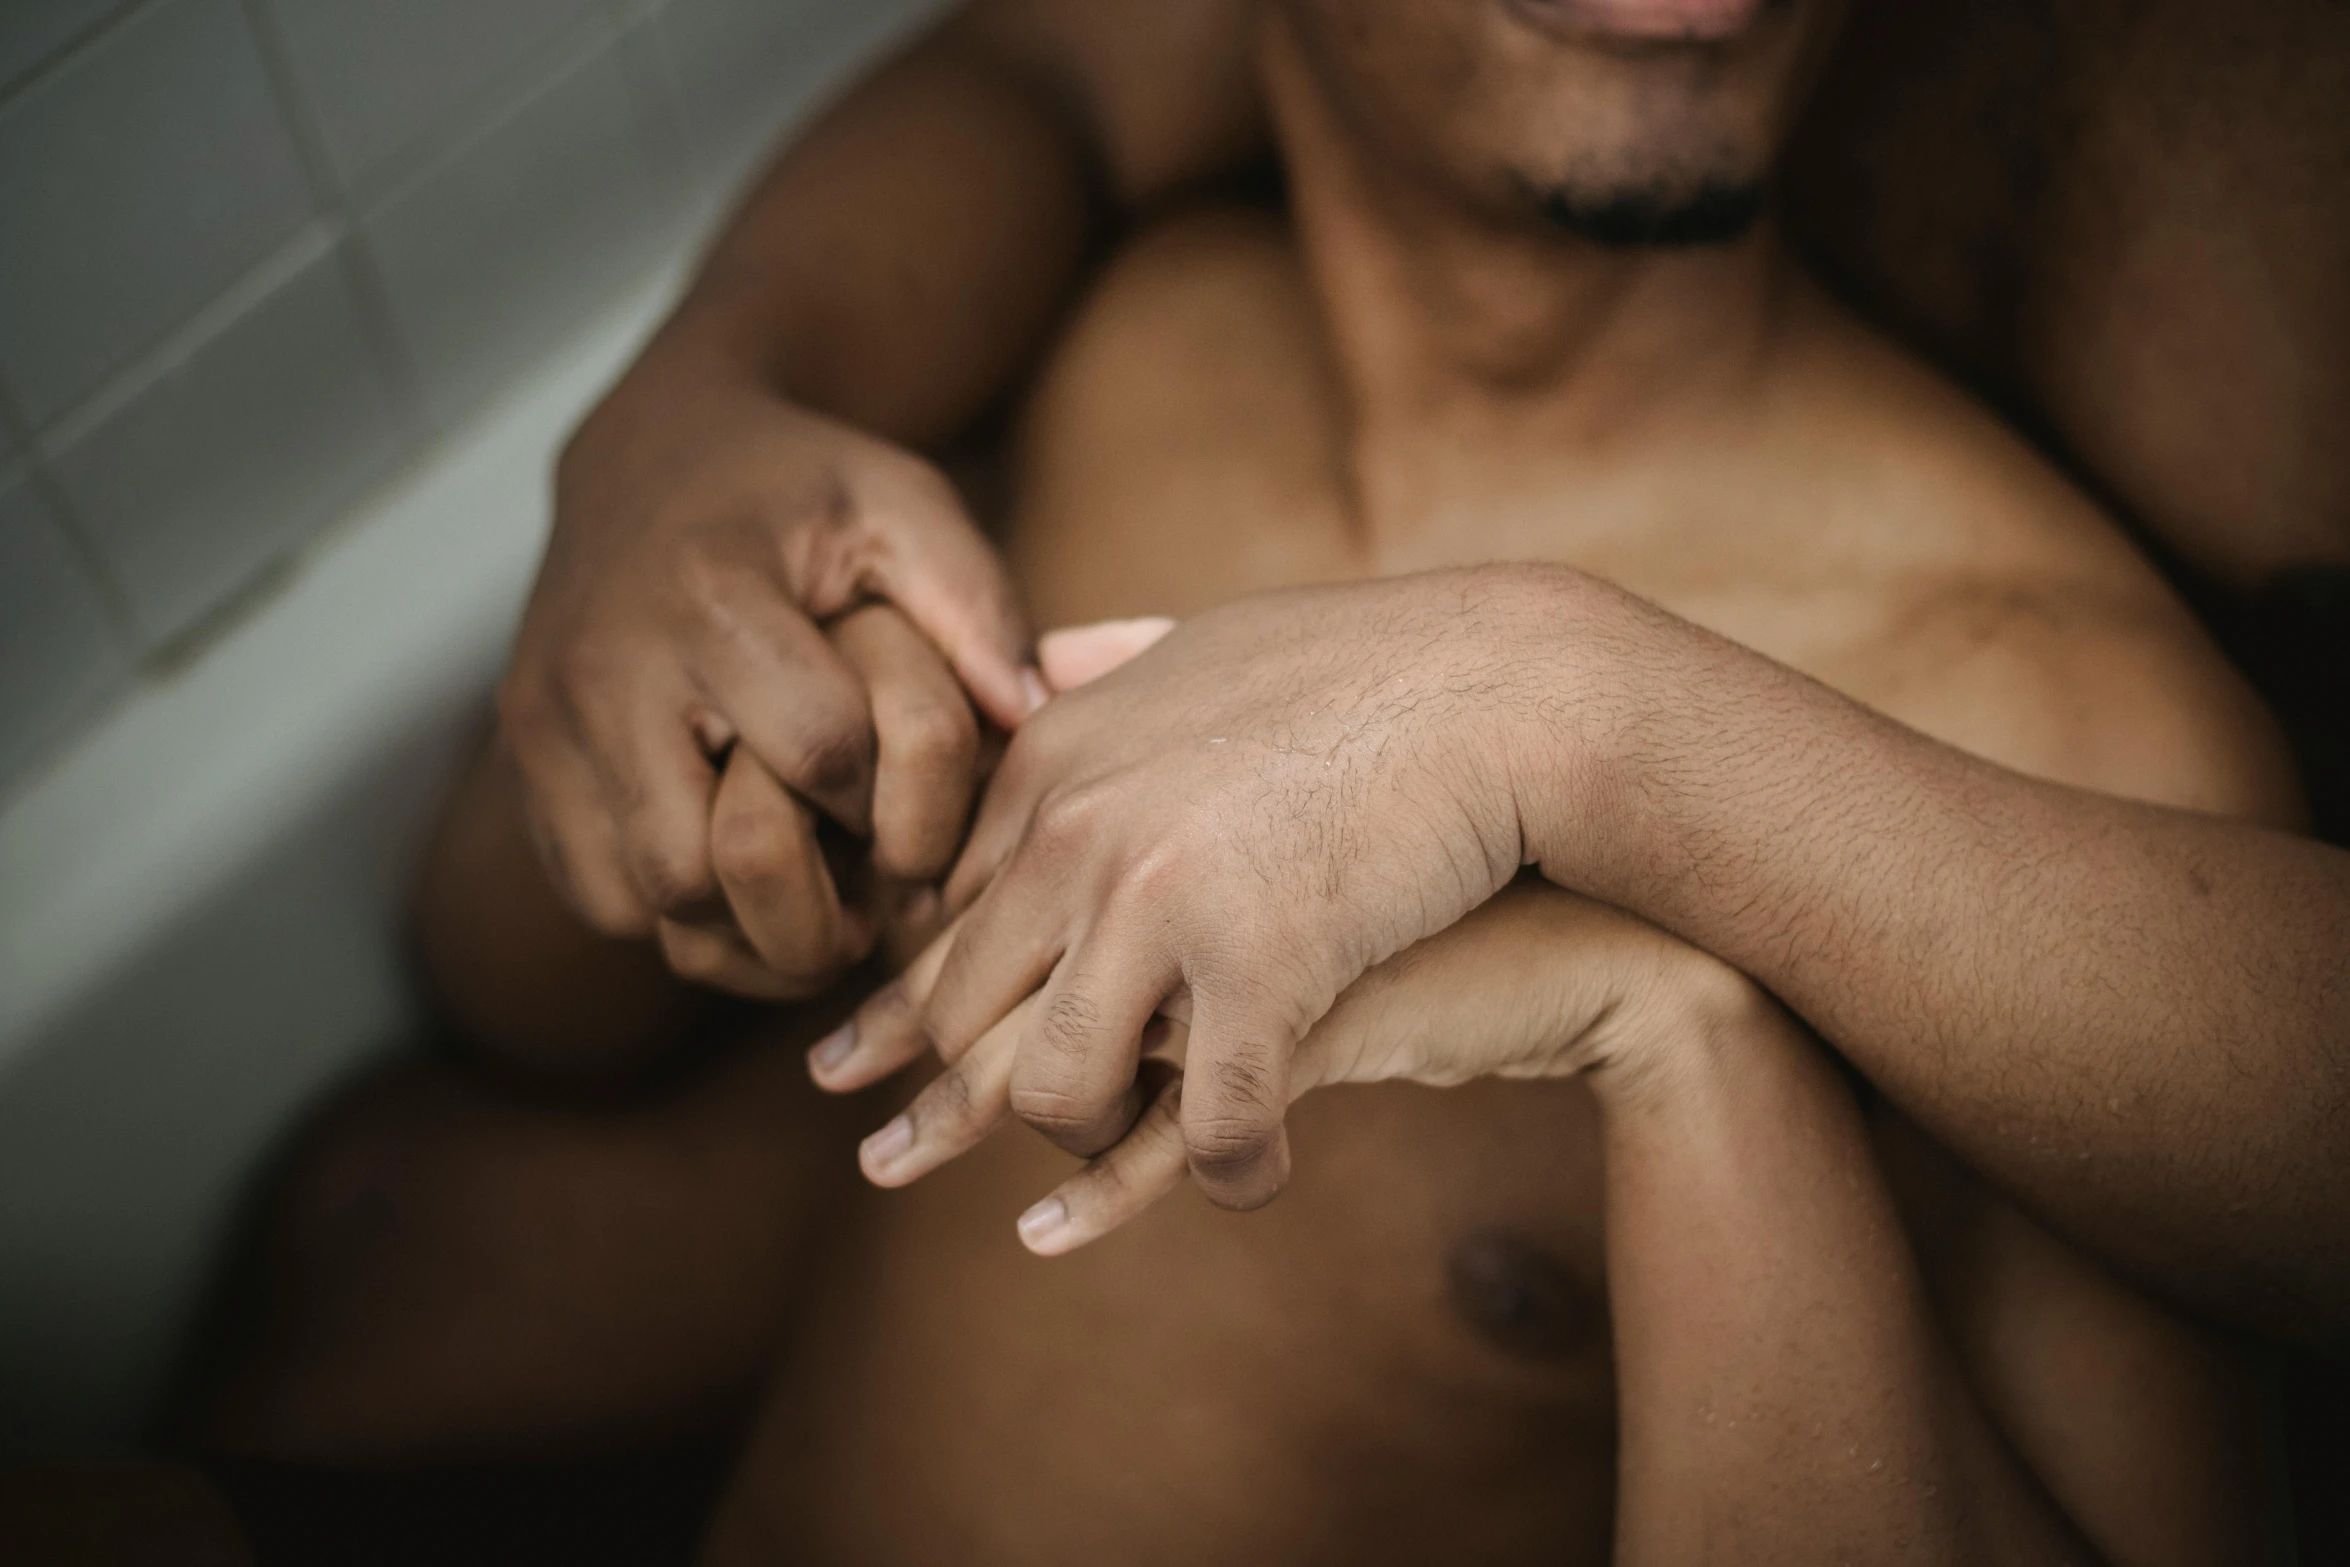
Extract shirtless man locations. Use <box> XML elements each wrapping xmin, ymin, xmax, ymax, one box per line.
<box><xmin>475</xmin><ymin>0</ymin><xmax>2350</xmax><ymax>1352</ymax></box>
<box><xmin>205</xmin><ymin>0</ymin><xmax>2301</xmax><ymax>1560</ymax></box>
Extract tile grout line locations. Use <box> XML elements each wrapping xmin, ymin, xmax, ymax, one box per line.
<box><xmin>234</xmin><ymin>0</ymin><xmax>431</xmax><ymax>447</ymax></box>
<box><xmin>36</xmin><ymin>220</ymin><xmax>342</xmax><ymax>456</ymax></box>
<box><xmin>0</xmin><ymin>378</ymin><xmax>146</xmax><ymax>665</ymax></box>
<box><xmin>0</xmin><ymin>0</ymin><xmax>150</xmax><ymax>113</ymax></box>
<box><xmin>10</xmin><ymin>0</ymin><xmax>678</xmax><ymax>473</ymax></box>
<box><xmin>601</xmin><ymin>0</ymin><xmax>714</xmax><ymax>230</ymax></box>
<box><xmin>0</xmin><ymin>0</ymin><xmax>706</xmax><ymax>791</ymax></box>
<box><xmin>337</xmin><ymin>6</ymin><xmax>625</xmax><ymax>221</ymax></box>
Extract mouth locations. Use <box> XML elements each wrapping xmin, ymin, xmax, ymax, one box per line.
<box><xmin>1503</xmin><ymin>0</ymin><xmax>1768</xmax><ymax>44</ymax></box>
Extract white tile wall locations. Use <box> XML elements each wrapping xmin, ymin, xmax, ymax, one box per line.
<box><xmin>0</xmin><ymin>0</ymin><xmax>129</xmax><ymax>97</ymax></box>
<box><xmin>364</xmin><ymin>31</ymin><xmax>679</xmax><ymax>426</ymax></box>
<box><xmin>0</xmin><ymin>0</ymin><xmax>313</xmax><ymax>423</ymax></box>
<box><xmin>52</xmin><ymin>236</ymin><xmax>408</xmax><ymax>643</ymax></box>
<box><xmin>0</xmin><ymin>475</ymin><xmax>130</xmax><ymax>783</ymax></box>
<box><xmin>0</xmin><ymin>0</ymin><xmax>944</xmax><ymax>798</ymax></box>
<box><xmin>266</xmin><ymin>0</ymin><xmax>603</xmax><ymax>185</ymax></box>
<box><xmin>659</xmin><ymin>0</ymin><xmax>902</xmax><ymax>190</ymax></box>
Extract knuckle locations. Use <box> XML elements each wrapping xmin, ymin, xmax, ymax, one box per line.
<box><xmin>864</xmin><ymin>452</ymin><xmax>955</xmax><ymax>531</ymax></box>
<box><xmin>1210</xmin><ymin>1046</ymin><xmax>1281</xmax><ymax>1115</ymax></box>
<box><xmin>1009</xmin><ymin>1082</ymin><xmax>1108</xmax><ymax>1143</ymax></box>
<box><xmin>671</xmin><ymin>532</ymin><xmax>774</xmax><ymax>631</ymax></box>
<box><xmin>709</xmin><ymin>803</ymin><xmax>792</xmax><ymax>888</ymax></box>
<box><xmin>551</xmin><ymin>641</ymin><xmax>612</xmax><ymax>706</ymax></box>
<box><xmin>1031</xmin><ymin>780</ymin><xmax>1113</xmax><ymax>853</ymax></box>
<box><xmin>494</xmin><ymin>670</ymin><xmax>556</xmax><ymax>740</ymax></box>
<box><xmin>1184</xmin><ymin>1113</ymin><xmax>1276</xmax><ymax>1179</ymax></box>
<box><xmin>1036</xmin><ymin>989</ymin><xmax>1107</xmax><ymax>1062</ymax></box>
<box><xmin>781</xmin><ymin>472</ymin><xmax>873</xmax><ymax>610</ymax></box>
<box><xmin>812</xmin><ymin>467</ymin><xmax>864</xmax><ymax>535</ymax></box>
<box><xmin>630</xmin><ymin>839</ymin><xmax>713</xmax><ymax>914</ymax></box>
<box><xmin>785</xmin><ymin>719</ymin><xmax>875</xmax><ymax>803</ymax></box>
<box><xmin>670</xmin><ymin>545</ymin><xmax>726</xmax><ymax>620</ymax></box>
<box><xmin>891</xmin><ymin>694</ymin><xmax>978</xmax><ymax>772</ymax></box>
<box><xmin>1109</xmin><ymin>839</ymin><xmax>1190</xmax><ymax>905</ymax></box>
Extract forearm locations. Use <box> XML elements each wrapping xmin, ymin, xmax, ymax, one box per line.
<box><xmin>610</xmin><ymin>21</ymin><xmax>1101</xmax><ymax>450</ymax></box>
<box><xmin>1507</xmin><ymin>568</ymin><xmax>2350</xmax><ymax>1346</ymax></box>
<box><xmin>1597</xmin><ymin>983</ymin><xmax>2091</xmax><ymax>1565</ymax></box>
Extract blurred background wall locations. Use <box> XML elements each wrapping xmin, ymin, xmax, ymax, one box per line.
<box><xmin>0</xmin><ymin>0</ymin><xmax>938</xmax><ymax>1453</ymax></box>
<box><xmin>0</xmin><ymin>0</ymin><xmax>937</xmax><ymax>785</ymax></box>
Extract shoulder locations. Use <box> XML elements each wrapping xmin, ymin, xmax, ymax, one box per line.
<box><xmin>1777</xmin><ymin>290</ymin><xmax>2305</xmax><ymax>829</ymax></box>
<box><xmin>1876</xmin><ymin>576</ymin><xmax>2304</xmax><ymax>828</ymax></box>
<box><xmin>1026</xmin><ymin>205</ymin><xmax>1331</xmax><ymax>447</ymax></box>
<box><xmin>1072</xmin><ymin>206</ymin><xmax>1314</xmax><ymax>338</ymax></box>
<box><xmin>949</xmin><ymin>0</ymin><xmax>1268</xmax><ymax>206</ymax></box>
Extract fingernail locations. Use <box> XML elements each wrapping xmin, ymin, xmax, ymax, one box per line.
<box><xmin>1018</xmin><ymin>668</ymin><xmax>1050</xmax><ymax>718</ymax></box>
<box><xmin>862</xmin><ymin>1115</ymin><xmax>913</xmax><ymax>1175</ymax></box>
<box><xmin>1016</xmin><ymin>1195</ymin><xmax>1068</xmax><ymax>1251</ymax></box>
<box><xmin>809</xmin><ymin>1022</ymin><xmax>856</xmax><ymax>1076</ymax></box>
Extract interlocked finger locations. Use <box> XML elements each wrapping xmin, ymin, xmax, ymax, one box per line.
<box><xmin>807</xmin><ymin>912</ymin><xmax>963</xmax><ymax>1091</ymax></box>
<box><xmin>856</xmin><ymin>989</ymin><xmax>1043</xmax><ymax>1188</ymax></box>
<box><xmin>709</xmin><ymin>747</ymin><xmax>872</xmax><ymax>989</ymax></box>
<box><xmin>656</xmin><ymin>916</ymin><xmax>814</xmax><ymax>1001</ymax></box>
<box><xmin>1014</xmin><ymin>1070</ymin><xmax>1190</xmax><ymax>1256</ymax></box>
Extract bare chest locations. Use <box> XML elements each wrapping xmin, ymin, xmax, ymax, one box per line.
<box><xmin>733</xmin><ymin>1079</ymin><xmax>1618</xmax><ymax>1565</ymax></box>
<box><xmin>997</xmin><ymin>218</ymin><xmax>1928</xmax><ymax>704</ymax></box>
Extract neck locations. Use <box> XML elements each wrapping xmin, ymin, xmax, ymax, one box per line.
<box><xmin>1263</xmin><ymin>19</ymin><xmax>1794</xmax><ymax>464</ymax></box>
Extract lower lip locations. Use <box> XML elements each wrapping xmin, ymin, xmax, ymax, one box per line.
<box><xmin>1507</xmin><ymin>0</ymin><xmax>1767</xmax><ymax>42</ymax></box>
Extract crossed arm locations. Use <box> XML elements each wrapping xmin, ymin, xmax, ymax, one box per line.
<box><xmin>499</xmin><ymin>0</ymin><xmax>2350</xmax><ymax>1353</ymax></box>
<box><xmin>403</xmin><ymin>738</ymin><xmax>2270</xmax><ymax>1562</ymax></box>
<box><xmin>815</xmin><ymin>573</ymin><xmax>2346</xmax><ymax>1356</ymax></box>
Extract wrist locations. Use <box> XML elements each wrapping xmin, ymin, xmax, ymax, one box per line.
<box><xmin>1584</xmin><ymin>943</ymin><xmax>1782</xmax><ymax>1116</ymax></box>
<box><xmin>558</xmin><ymin>319</ymin><xmax>788</xmax><ymax>501</ymax></box>
<box><xmin>1465</xmin><ymin>564</ymin><xmax>1656</xmax><ymax>886</ymax></box>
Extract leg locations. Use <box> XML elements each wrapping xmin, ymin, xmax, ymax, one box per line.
<box><xmin>205</xmin><ymin>1025</ymin><xmax>867</xmax><ymax>1466</ymax></box>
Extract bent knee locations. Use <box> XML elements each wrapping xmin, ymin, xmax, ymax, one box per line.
<box><xmin>206</xmin><ymin>1065</ymin><xmax>608</xmax><ymax>1461</ymax></box>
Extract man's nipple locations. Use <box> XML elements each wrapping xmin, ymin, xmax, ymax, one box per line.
<box><xmin>1446</xmin><ymin>1229</ymin><xmax>1601</xmax><ymax>1363</ymax></box>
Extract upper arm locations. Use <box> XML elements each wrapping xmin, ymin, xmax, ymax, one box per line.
<box><xmin>1875</xmin><ymin>1113</ymin><xmax>2282</xmax><ymax>1567</ymax></box>
<box><xmin>701</xmin><ymin>0</ymin><xmax>1267</xmax><ymax>443</ymax></box>
<box><xmin>946</xmin><ymin>0</ymin><xmax>1269</xmax><ymax>209</ymax></box>
<box><xmin>1882</xmin><ymin>580</ymin><xmax>2307</xmax><ymax>831</ymax></box>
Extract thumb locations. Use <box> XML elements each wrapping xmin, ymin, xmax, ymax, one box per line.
<box><xmin>1038</xmin><ymin>617</ymin><xmax>1179</xmax><ymax>693</ymax></box>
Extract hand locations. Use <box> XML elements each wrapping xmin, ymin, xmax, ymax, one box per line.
<box><xmin>651</xmin><ymin>603</ymin><xmax>972</xmax><ymax>998</ymax></box>
<box><xmin>818</xmin><ymin>878</ymin><xmax>1766</xmax><ymax>1252</ymax></box>
<box><xmin>814</xmin><ymin>568</ymin><xmax>1578</xmax><ymax>1210</ymax></box>
<box><xmin>499</xmin><ymin>344</ymin><xmax>1044</xmax><ymax>994</ymax></box>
